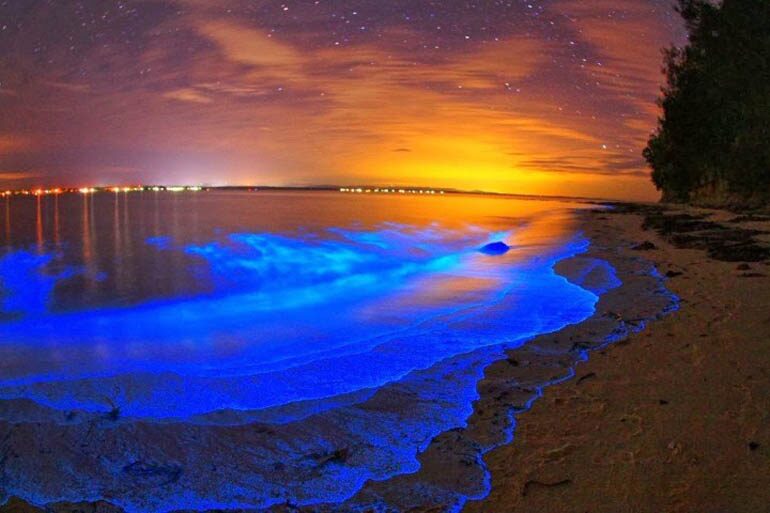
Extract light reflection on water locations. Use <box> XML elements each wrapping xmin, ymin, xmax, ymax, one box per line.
<box><xmin>1</xmin><ymin>191</ymin><xmax>584</xmax><ymax>307</ymax></box>
<box><xmin>0</xmin><ymin>192</ymin><xmax>594</xmax><ymax>412</ymax></box>
<box><xmin>0</xmin><ymin>191</ymin><xmax>608</xmax><ymax>510</ymax></box>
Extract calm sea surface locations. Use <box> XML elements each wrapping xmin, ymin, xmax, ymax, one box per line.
<box><xmin>0</xmin><ymin>191</ymin><xmax>609</xmax><ymax>510</ymax></box>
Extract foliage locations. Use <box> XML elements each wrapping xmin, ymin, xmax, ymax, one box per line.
<box><xmin>644</xmin><ymin>0</ymin><xmax>770</xmax><ymax>206</ymax></box>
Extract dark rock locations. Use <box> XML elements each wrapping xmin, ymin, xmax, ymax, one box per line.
<box><xmin>709</xmin><ymin>244</ymin><xmax>770</xmax><ymax>262</ymax></box>
<box><xmin>122</xmin><ymin>461</ymin><xmax>183</xmax><ymax>485</ymax></box>
<box><xmin>632</xmin><ymin>241</ymin><xmax>657</xmax><ymax>251</ymax></box>
<box><xmin>736</xmin><ymin>263</ymin><xmax>752</xmax><ymax>271</ymax></box>
<box><xmin>570</xmin><ymin>341</ymin><xmax>592</xmax><ymax>352</ymax></box>
<box><xmin>642</xmin><ymin>211</ymin><xmax>770</xmax><ymax>262</ymax></box>
<box><xmin>522</xmin><ymin>478</ymin><xmax>572</xmax><ymax>497</ymax></box>
<box><xmin>311</xmin><ymin>448</ymin><xmax>350</xmax><ymax>466</ymax></box>
<box><xmin>105</xmin><ymin>406</ymin><xmax>120</xmax><ymax>422</ymax></box>
<box><xmin>665</xmin><ymin>270</ymin><xmax>683</xmax><ymax>278</ymax></box>
<box><xmin>729</xmin><ymin>215</ymin><xmax>770</xmax><ymax>223</ymax></box>
<box><xmin>479</xmin><ymin>241</ymin><xmax>511</xmax><ymax>255</ymax></box>
<box><xmin>642</xmin><ymin>213</ymin><xmax>716</xmax><ymax>235</ymax></box>
<box><xmin>749</xmin><ymin>441</ymin><xmax>760</xmax><ymax>451</ymax></box>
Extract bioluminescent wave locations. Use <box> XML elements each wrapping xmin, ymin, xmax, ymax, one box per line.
<box><xmin>0</xmin><ymin>221</ymin><xmax>595</xmax><ymax>417</ymax></box>
<box><xmin>0</xmin><ymin>192</ymin><xmax>633</xmax><ymax>512</ymax></box>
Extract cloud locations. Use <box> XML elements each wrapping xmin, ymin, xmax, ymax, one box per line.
<box><xmin>163</xmin><ymin>88</ymin><xmax>213</xmax><ymax>104</ymax></box>
<box><xmin>497</xmin><ymin>118</ymin><xmax>600</xmax><ymax>144</ymax></box>
<box><xmin>0</xmin><ymin>0</ymin><xmax>683</xmax><ymax>200</ymax></box>
<box><xmin>0</xmin><ymin>135</ymin><xmax>32</xmax><ymax>154</ymax></box>
<box><xmin>194</xmin><ymin>20</ymin><xmax>306</xmax><ymax>83</ymax></box>
<box><xmin>0</xmin><ymin>171</ymin><xmax>37</xmax><ymax>181</ymax></box>
<box><xmin>43</xmin><ymin>81</ymin><xmax>92</xmax><ymax>94</ymax></box>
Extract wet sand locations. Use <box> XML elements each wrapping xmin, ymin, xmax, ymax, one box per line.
<box><xmin>465</xmin><ymin>205</ymin><xmax>770</xmax><ymax>513</ymax></box>
<box><xmin>2</xmin><ymin>204</ymin><xmax>769</xmax><ymax>512</ymax></box>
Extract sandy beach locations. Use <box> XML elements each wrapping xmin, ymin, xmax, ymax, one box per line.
<box><xmin>465</xmin><ymin>205</ymin><xmax>770</xmax><ymax>513</ymax></box>
<box><xmin>2</xmin><ymin>203</ymin><xmax>769</xmax><ymax>513</ymax></box>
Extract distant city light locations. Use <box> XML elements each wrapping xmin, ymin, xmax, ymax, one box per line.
<box><xmin>1</xmin><ymin>185</ymin><xmax>446</xmax><ymax>197</ymax></box>
<box><xmin>338</xmin><ymin>187</ymin><xmax>444</xmax><ymax>195</ymax></box>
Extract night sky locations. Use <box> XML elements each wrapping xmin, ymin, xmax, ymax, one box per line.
<box><xmin>0</xmin><ymin>1</ymin><xmax>685</xmax><ymax>200</ymax></box>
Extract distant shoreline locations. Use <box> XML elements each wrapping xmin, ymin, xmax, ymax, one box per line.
<box><xmin>0</xmin><ymin>183</ymin><xmax>629</xmax><ymax>206</ymax></box>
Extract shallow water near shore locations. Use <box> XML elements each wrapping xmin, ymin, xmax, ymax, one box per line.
<box><xmin>0</xmin><ymin>192</ymin><xmax>652</xmax><ymax>511</ymax></box>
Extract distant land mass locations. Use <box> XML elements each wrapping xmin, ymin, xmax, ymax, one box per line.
<box><xmin>2</xmin><ymin>184</ymin><xmax>616</xmax><ymax>205</ymax></box>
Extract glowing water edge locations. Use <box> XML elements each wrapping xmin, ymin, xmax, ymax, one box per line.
<box><xmin>1</xmin><ymin>191</ymin><xmax>615</xmax><ymax>511</ymax></box>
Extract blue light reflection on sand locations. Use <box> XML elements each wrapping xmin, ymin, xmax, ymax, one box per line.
<box><xmin>0</xmin><ymin>222</ymin><xmax>610</xmax><ymax>511</ymax></box>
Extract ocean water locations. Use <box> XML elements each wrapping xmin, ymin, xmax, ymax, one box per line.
<box><xmin>0</xmin><ymin>191</ymin><xmax>613</xmax><ymax>511</ymax></box>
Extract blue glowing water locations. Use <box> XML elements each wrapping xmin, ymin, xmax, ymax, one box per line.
<box><xmin>0</xmin><ymin>191</ymin><xmax>616</xmax><ymax>511</ymax></box>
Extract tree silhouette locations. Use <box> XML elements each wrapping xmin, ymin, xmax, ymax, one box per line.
<box><xmin>644</xmin><ymin>0</ymin><xmax>770</xmax><ymax>207</ymax></box>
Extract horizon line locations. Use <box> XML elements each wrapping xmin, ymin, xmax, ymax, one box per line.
<box><xmin>0</xmin><ymin>184</ymin><xmax>655</xmax><ymax>205</ymax></box>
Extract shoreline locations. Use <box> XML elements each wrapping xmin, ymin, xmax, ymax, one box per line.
<box><xmin>265</xmin><ymin>204</ymin><xmax>678</xmax><ymax>512</ymax></box>
<box><xmin>2</xmin><ymin>204</ymin><xmax>768</xmax><ymax>512</ymax></box>
<box><xmin>465</xmin><ymin>205</ymin><xmax>770</xmax><ymax>513</ymax></box>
